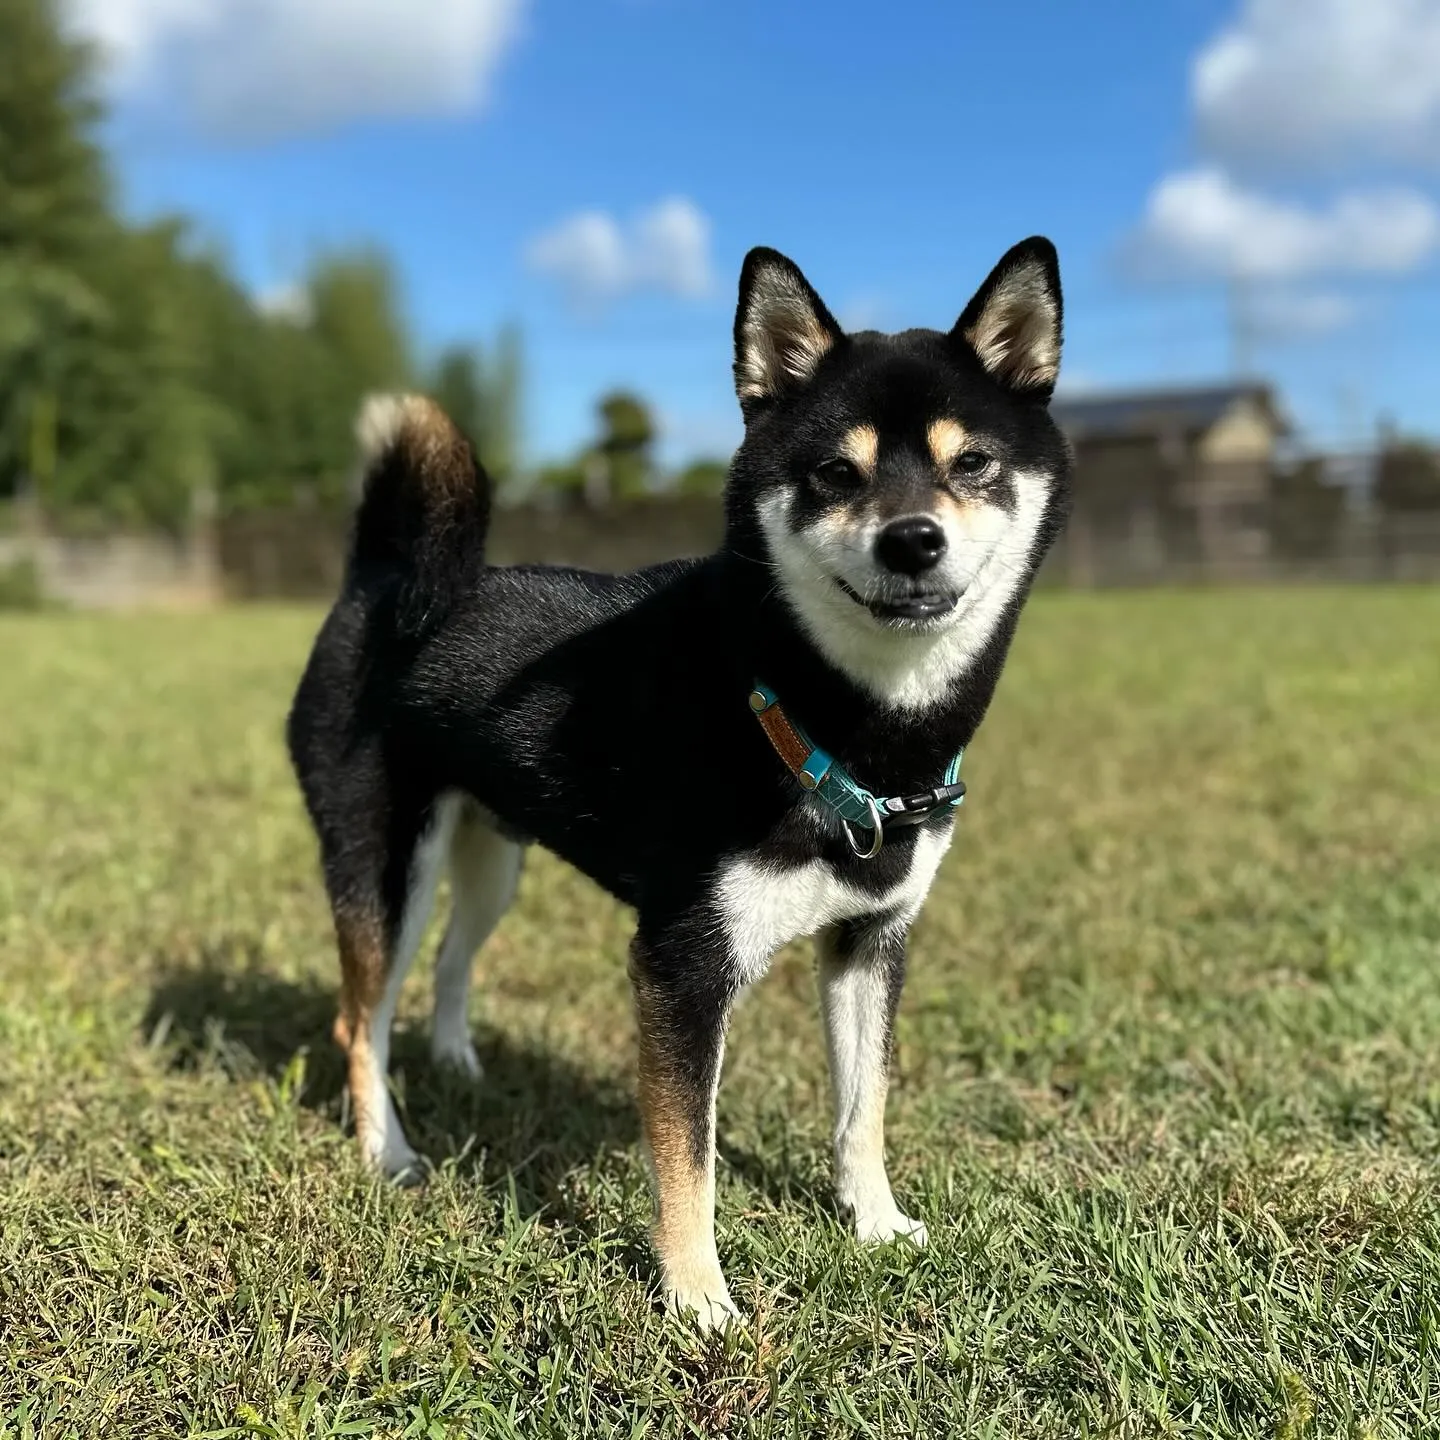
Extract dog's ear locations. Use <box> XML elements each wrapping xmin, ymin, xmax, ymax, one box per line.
<box><xmin>734</xmin><ymin>248</ymin><xmax>844</xmax><ymax>412</ymax></box>
<box><xmin>953</xmin><ymin>237</ymin><xmax>1062</xmax><ymax>398</ymax></box>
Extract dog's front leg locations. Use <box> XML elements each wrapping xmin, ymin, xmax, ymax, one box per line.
<box><xmin>628</xmin><ymin>939</ymin><xmax>738</xmax><ymax>1329</ymax></box>
<box><xmin>817</xmin><ymin>916</ymin><xmax>928</xmax><ymax>1246</ymax></box>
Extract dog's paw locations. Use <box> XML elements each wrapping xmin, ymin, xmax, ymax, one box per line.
<box><xmin>666</xmin><ymin>1286</ymin><xmax>741</xmax><ymax>1332</ymax></box>
<box><xmin>854</xmin><ymin>1209</ymin><xmax>929</xmax><ymax>1247</ymax></box>
<box><xmin>386</xmin><ymin>1152</ymin><xmax>430</xmax><ymax>1188</ymax></box>
<box><xmin>369</xmin><ymin>1137</ymin><xmax>428</xmax><ymax>1188</ymax></box>
<box><xmin>662</xmin><ymin>1263</ymin><xmax>740</xmax><ymax>1332</ymax></box>
<box><xmin>431</xmin><ymin>1035</ymin><xmax>483</xmax><ymax>1080</ymax></box>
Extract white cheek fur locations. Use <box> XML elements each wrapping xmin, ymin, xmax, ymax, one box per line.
<box><xmin>757</xmin><ymin>475</ymin><xmax>1051</xmax><ymax>712</ymax></box>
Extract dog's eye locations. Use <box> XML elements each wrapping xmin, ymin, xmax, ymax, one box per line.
<box><xmin>954</xmin><ymin>450</ymin><xmax>993</xmax><ymax>476</ymax></box>
<box><xmin>813</xmin><ymin>458</ymin><xmax>863</xmax><ymax>489</ymax></box>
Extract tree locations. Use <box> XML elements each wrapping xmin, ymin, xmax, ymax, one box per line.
<box><xmin>1269</xmin><ymin>457</ymin><xmax>1345</xmax><ymax>560</ymax></box>
<box><xmin>0</xmin><ymin>0</ymin><xmax>508</xmax><ymax>527</ymax></box>
<box><xmin>52</xmin><ymin>220</ymin><xmax>227</xmax><ymax>524</ymax></box>
<box><xmin>481</xmin><ymin>322</ymin><xmax>522</xmax><ymax>486</ymax></box>
<box><xmin>303</xmin><ymin>249</ymin><xmax>412</xmax><ymax>501</ymax></box>
<box><xmin>430</xmin><ymin>346</ymin><xmax>486</xmax><ymax>450</ymax></box>
<box><xmin>0</xmin><ymin>0</ymin><xmax>111</xmax><ymax>502</ymax></box>
<box><xmin>1374</xmin><ymin>440</ymin><xmax>1440</xmax><ymax>514</ymax></box>
<box><xmin>427</xmin><ymin>327</ymin><xmax>524</xmax><ymax>489</ymax></box>
<box><xmin>673</xmin><ymin>458</ymin><xmax>728</xmax><ymax>497</ymax></box>
<box><xmin>531</xmin><ymin>458</ymin><xmax>586</xmax><ymax>501</ymax></box>
<box><xmin>595</xmin><ymin>390</ymin><xmax>655</xmax><ymax>501</ymax></box>
<box><xmin>308</xmin><ymin>250</ymin><xmax>412</xmax><ymax>400</ymax></box>
<box><xmin>0</xmin><ymin>0</ymin><xmax>229</xmax><ymax>526</ymax></box>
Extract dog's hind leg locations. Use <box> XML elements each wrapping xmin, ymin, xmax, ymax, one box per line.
<box><xmin>817</xmin><ymin>916</ymin><xmax>927</xmax><ymax>1246</ymax></box>
<box><xmin>333</xmin><ymin>796</ymin><xmax>456</xmax><ymax>1180</ymax></box>
<box><xmin>430</xmin><ymin>802</ymin><xmax>524</xmax><ymax>1076</ymax></box>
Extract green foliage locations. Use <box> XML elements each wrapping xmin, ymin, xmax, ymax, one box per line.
<box><xmin>0</xmin><ymin>554</ymin><xmax>45</xmax><ymax>609</ymax></box>
<box><xmin>308</xmin><ymin>250</ymin><xmax>411</xmax><ymax>401</ymax></box>
<box><xmin>0</xmin><ymin>0</ymin><xmax>109</xmax><ymax>257</ymax></box>
<box><xmin>598</xmin><ymin>390</ymin><xmax>654</xmax><ymax>500</ymax></box>
<box><xmin>4</xmin><ymin>592</ymin><xmax>1440</xmax><ymax>1434</ymax></box>
<box><xmin>429</xmin><ymin>346</ymin><xmax>486</xmax><ymax>449</ymax></box>
<box><xmin>1269</xmin><ymin>458</ymin><xmax>1346</xmax><ymax>560</ymax></box>
<box><xmin>597</xmin><ymin>390</ymin><xmax>655</xmax><ymax>455</ymax></box>
<box><xmin>426</xmin><ymin>326</ymin><xmax>523</xmax><ymax>487</ymax></box>
<box><xmin>0</xmin><ymin>0</ymin><xmax>110</xmax><ymax>502</ymax></box>
<box><xmin>46</xmin><ymin>220</ymin><xmax>226</xmax><ymax>525</ymax></box>
<box><xmin>483</xmin><ymin>321</ymin><xmax>523</xmax><ymax>486</ymax></box>
<box><xmin>1374</xmin><ymin>440</ymin><xmax>1440</xmax><ymax>514</ymax></box>
<box><xmin>532</xmin><ymin>389</ymin><xmax>727</xmax><ymax>506</ymax></box>
<box><xmin>673</xmin><ymin>457</ymin><xmax>729</xmax><ymax>497</ymax></box>
<box><xmin>0</xmin><ymin>1</ymin><xmax>524</xmax><ymax>526</ymax></box>
<box><xmin>531</xmin><ymin>458</ymin><xmax>586</xmax><ymax>497</ymax></box>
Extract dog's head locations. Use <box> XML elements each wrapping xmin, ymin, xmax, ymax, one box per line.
<box><xmin>728</xmin><ymin>239</ymin><xmax>1072</xmax><ymax>710</ymax></box>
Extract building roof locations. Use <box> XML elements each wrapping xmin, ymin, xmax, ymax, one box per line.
<box><xmin>1050</xmin><ymin>382</ymin><xmax>1287</xmax><ymax>442</ymax></box>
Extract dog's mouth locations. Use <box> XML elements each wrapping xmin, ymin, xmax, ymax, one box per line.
<box><xmin>834</xmin><ymin>577</ymin><xmax>962</xmax><ymax>624</ymax></box>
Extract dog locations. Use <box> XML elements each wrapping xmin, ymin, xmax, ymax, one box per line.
<box><xmin>286</xmin><ymin>237</ymin><xmax>1072</xmax><ymax>1327</ymax></box>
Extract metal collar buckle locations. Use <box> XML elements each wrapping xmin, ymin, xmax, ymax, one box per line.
<box><xmin>881</xmin><ymin>780</ymin><xmax>968</xmax><ymax>828</ymax></box>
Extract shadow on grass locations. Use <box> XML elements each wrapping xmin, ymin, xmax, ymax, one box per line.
<box><xmin>141</xmin><ymin>957</ymin><xmax>641</xmax><ymax>1224</ymax></box>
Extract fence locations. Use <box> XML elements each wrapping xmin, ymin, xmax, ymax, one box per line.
<box><xmin>215</xmin><ymin>496</ymin><xmax>725</xmax><ymax>600</ymax></box>
<box><xmin>5</xmin><ymin>460</ymin><xmax>1440</xmax><ymax>610</ymax></box>
<box><xmin>1048</xmin><ymin>505</ymin><xmax>1440</xmax><ymax>587</ymax></box>
<box><xmin>1048</xmin><ymin>451</ymin><xmax>1440</xmax><ymax>587</ymax></box>
<box><xmin>0</xmin><ymin>526</ymin><xmax>220</xmax><ymax>610</ymax></box>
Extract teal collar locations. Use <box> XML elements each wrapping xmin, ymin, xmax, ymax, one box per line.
<box><xmin>748</xmin><ymin>681</ymin><xmax>965</xmax><ymax>859</ymax></box>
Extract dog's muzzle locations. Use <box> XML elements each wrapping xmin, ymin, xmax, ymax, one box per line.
<box><xmin>834</xmin><ymin>577</ymin><xmax>962</xmax><ymax>622</ymax></box>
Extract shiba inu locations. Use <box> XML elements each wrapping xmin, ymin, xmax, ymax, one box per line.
<box><xmin>287</xmin><ymin>237</ymin><xmax>1071</xmax><ymax>1326</ymax></box>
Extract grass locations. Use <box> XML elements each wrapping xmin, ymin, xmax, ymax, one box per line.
<box><xmin>2</xmin><ymin>590</ymin><xmax>1439</xmax><ymax>1438</ymax></box>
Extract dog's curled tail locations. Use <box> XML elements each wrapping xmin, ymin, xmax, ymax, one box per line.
<box><xmin>349</xmin><ymin>393</ymin><xmax>490</xmax><ymax>637</ymax></box>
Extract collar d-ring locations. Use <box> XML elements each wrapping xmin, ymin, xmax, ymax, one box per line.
<box><xmin>842</xmin><ymin>794</ymin><xmax>885</xmax><ymax>859</ymax></box>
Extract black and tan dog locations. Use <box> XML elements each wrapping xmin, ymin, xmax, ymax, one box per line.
<box><xmin>287</xmin><ymin>239</ymin><xmax>1072</xmax><ymax>1326</ymax></box>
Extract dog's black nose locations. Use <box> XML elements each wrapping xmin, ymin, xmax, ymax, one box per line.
<box><xmin>875</xmin><ymin>515</ymin><xmax>947</xmax><ymax>575</ymax></box>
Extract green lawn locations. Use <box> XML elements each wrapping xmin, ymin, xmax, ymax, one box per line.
<box><xmin>3</xmin><ymin>591</ymin><xmax>1440</xmax><ymax>1438</ymax></box>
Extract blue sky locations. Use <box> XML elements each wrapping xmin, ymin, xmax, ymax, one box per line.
<box><xmin>74</xmin><ymin>0</ymin><xmax>1440</xmax><ymax>465</ymax></box>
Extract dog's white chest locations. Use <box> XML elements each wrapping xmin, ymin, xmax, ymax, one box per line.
<box><xmin>715</xmin><ymin>825</ymin><xmax>952</xmax><ymax>984</ymax></box>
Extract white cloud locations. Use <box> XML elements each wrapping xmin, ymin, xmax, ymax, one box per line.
<box><xmin>1247</xmin><ymin>289</ymin><xmax>1357</xmax><ymax>339</ymax></box>
<box><xmin>1194</xmin><ymin>0</ymin><xmax>1440</xmax><ymax>167</ymax></box>
<box><xmin>254</xmin><ymin>282</ymin><xmax>312</xmax><ymax>323</ymax></box>
<box><xmin>525</xmin><ymin>198</ymin><xmax>714</xmax><ymax>310</ymax></box>
<box><xmin>1134</xmin><ymin>167</ymin><xmax>1440</xmax><ymax>278</ymax></box>
<box><xmin>525</xmin><ymin>213</ymin><xmax>628</xmax><ymax>304</ymax></box>
<box><xmin>69</xmin><ymin>0</ymin><xmax>204</xmax><ymax>78</ymax></box>
<box><xmin>630</xmin><ymin>199</ymin><xmax>712</xmax><ymax>298</ymax></box>
<box><xmin>65</xmin><ymin>0</ymin><xmax>525</xmax><ymax>140</ymax></box>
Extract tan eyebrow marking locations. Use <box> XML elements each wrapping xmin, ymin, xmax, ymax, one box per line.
<box><xmin>838</xmin><ymin>424</ymin><xmax>879</xmax><ymax>477</ymax></box>
<box><xmin>927</xmin><ymin>418</ymin><xmax>970</xmax><ymax>469</ymax></box>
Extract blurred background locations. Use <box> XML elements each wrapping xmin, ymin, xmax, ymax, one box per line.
<box><xmin>2</xmin><ymin>0</ymin><xmax>1439</xmax><ymax>607</ymax></box>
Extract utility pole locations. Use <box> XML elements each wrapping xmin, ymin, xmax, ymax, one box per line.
<box><xmin>1227</xmin><ymin>273</ymin><xmax>1255</xmax><ymax>379</ymax></box>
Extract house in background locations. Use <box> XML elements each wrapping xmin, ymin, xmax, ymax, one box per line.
<box><xmin>1049</xmin><ymin>382</ymin><xmax>1290</xmax><ymax>582</ymax></box>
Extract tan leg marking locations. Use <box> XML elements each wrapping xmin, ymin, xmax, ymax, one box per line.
<box><xmin>334</xmin><ymin>908</ymin><xmax>388</xmax><ymax>1160</ymax></box>
<box><xmin>332</xmin><ymin>898</ymin><xmax>427</xmax><ymax>1178</ymax></box>
<box><xmin>632</xmin><ymin>972</ymin><xmax>737</xmax><ymax>1329</ymax></box>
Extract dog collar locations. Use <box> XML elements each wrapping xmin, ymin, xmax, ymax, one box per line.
<box><xmin>748</xmin><ymin>681</ymin><xmax>965</xmax><ymax>859</ymax></box>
